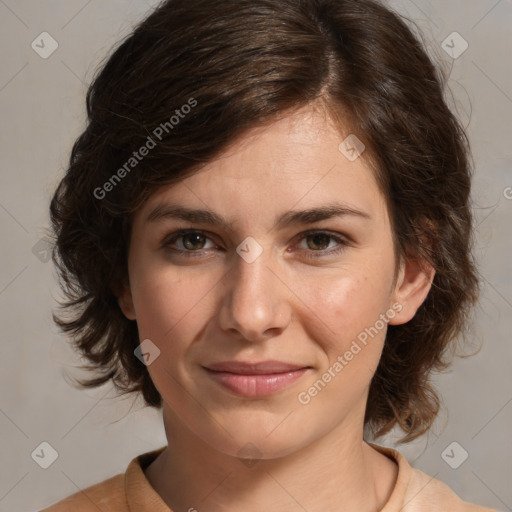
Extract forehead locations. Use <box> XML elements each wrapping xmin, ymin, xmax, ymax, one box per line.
<box><xmin>135</xmin><ymin>104</ymin><xmax>387</xmax><ymax>230</ymax></box>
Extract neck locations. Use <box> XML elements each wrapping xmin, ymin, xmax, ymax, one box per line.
<box><xmin>144</xmin><ymin>405</ymin><xmax>398</xmax><ymax>512</ymax></box>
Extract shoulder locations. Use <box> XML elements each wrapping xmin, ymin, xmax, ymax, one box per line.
<box><xmin>38</xmin><ymin>446</ymin><xmax>168</xmax><ymax>512</ymax></box>
<box><xmin>367</xmin><ymin>442</ymin><xmax>498</xmax><ymax>512</ymax></box>
<box><xmin>405</xmin><ymin>466</ymin><xmax>499</xmax><ymax>512</ymax></box>
<box><xmin>39</xmin><ymin>473</ymin><xmax>125</xmax><ymax>512</ymax></box>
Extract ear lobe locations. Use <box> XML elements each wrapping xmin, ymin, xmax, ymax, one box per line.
<box><xmin>388</xmin><ymin>256</ymin><xmax>435</xmax><ymax>326</ymax></box>
<box><xmin>116</xmin><ymin>279</ymin><xmax>136</xmax><ymax>320</ymax></box>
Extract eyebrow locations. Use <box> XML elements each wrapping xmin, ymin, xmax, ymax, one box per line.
<box><xmin>145</xmin><ymin>203</ymin><xmax>371</xmax><ymax>230</ymax></box>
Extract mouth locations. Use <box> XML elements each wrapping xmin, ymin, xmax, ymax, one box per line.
<box><xmin>203</xmin><ymin>360</ymin><xmax>311</xmax><ymax>397</ymax></box>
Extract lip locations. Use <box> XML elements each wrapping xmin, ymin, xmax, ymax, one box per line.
<box><xmin>203</xmin><ymin>360</ymin><xmax>310</xmax><ymax>397</ymax></box>
<box><xmin>206</xmin><ymin>360</ymin><xmax>308</xmax><ymax>374</ymax></box>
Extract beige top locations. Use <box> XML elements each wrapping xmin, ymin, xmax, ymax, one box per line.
<box><xmin>40</xmin><ymin>443</ymin><xmax>498</xmax><ymax>511</ymax></box>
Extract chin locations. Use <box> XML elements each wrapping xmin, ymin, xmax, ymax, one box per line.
<box><xmin>203</xmin><ymin>416</ymin><xmax>314</xmax><ymax>461</ymax></box>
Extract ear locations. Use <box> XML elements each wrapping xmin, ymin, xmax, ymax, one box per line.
<box><xmin>115</xmin><ymin>277</ymin><xmax>137</xmax><ymax>321</ymax></box>
<box><xmin>388</xmin><ymin>254</ymin><xmax>435</xmax><ymax>326</ymax></box>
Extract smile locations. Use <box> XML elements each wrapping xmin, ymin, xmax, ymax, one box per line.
<box><xmin>203</xmin><ymin>365</ymin><xmax>310</xmax><ymax>397</ymax></box>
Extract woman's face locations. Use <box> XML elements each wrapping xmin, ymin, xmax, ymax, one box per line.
<box><xmin>119</xmin><ymin>104</ymin><xmax>432</xmax><ymax>459</ymax></box>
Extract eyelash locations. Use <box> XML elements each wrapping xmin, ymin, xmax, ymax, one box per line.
<box><xmin>161</xmin><ymin>229</ymin><xmax>350</xmax><ymax>259</ymax></box>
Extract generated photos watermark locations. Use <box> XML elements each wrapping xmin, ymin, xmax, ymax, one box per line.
<box><xmin>93</xmin><ymin>97</ymin><xmax>197</xmax><ymax>200</ymax></box>
<box><xmin>297</xmin><ymin>301</ymin><xmax>403</xmax><ymax>405</ymax></box>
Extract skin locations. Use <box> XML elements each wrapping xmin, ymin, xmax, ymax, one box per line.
<box><xmin>118</xmin><ymin>103</ymin><xmax>434</xmax><ymax>512</ymax></box>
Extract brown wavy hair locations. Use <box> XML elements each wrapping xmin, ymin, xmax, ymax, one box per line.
<box><xmin>49</xmin><ymin>0</ymin><xmax>480</xmax><ymax>443</ymax></box>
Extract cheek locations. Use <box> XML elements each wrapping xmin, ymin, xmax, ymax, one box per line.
<box><xmin>129</xmin><ymin>267</ymin><xmax>215</xmax><ymax>404</ymax></box>
<box><xmin>129</xmin><ymin>263</ymin><xmax>215</xmax><ymax>356</ymax></box>
<box><xmin>293</xmin><ymin>274</ymin><xmax>391</xmax><ymax>414</ymax></box>
<box><xmin>298</xmin><ymin>269</ymin><xmax>391</xmax><ymax>352</ymax></box>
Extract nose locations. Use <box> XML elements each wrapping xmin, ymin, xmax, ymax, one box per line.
<box><xmin>217</xmin><ymin>249</ymin><xmax>292</xmax><ymax>343</ymax></box>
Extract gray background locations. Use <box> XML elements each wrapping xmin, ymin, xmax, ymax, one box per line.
<box><xmin>0</xmin><ymin>1</ymin><xmax>511</xmax><ymax>511</ymax></box>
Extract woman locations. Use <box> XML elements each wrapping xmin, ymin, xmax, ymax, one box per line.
<box><xmin>42</xmin><ymin>0</ymin><xmax>497</xmax><ymax>510</ymax></box>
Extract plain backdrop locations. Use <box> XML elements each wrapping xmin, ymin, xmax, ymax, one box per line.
<box><xmin>0</xmin><ymin>1</ymin><xmax>511</xmax><ymax>511</ymax></box>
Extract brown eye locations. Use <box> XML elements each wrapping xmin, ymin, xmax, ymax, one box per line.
<box><xmin>181</xmin><ymin>233</ymin><xmax>207</xmax><ymax>250</ymax></box>
<box><xmin>296</xmin><ymin>230</ymin><xmax>349</xmax><ymax>260</ymax></box>
<box><xmin>163</xmin><ymin>230</ymin><xmax>217</xmax><ymax>254</ymax></box>
<box><xmin>305</xmin><ymin>233</ymin><xmax>331</xmax><ymax>251</ymax></box>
